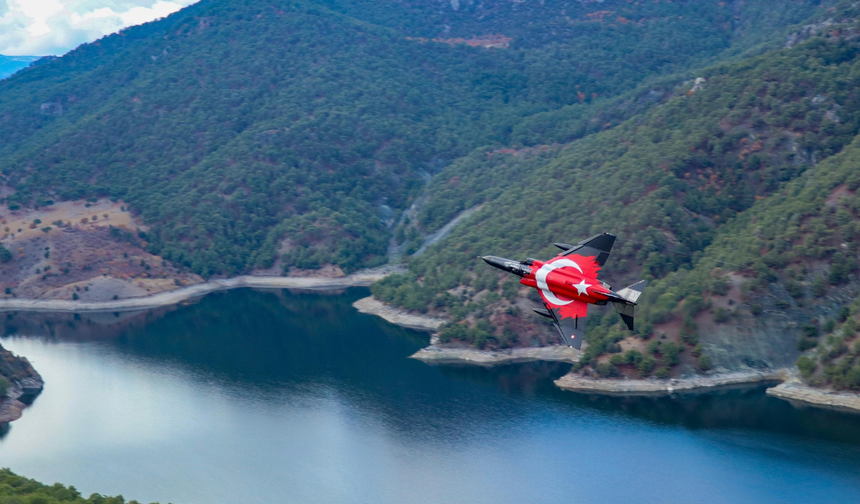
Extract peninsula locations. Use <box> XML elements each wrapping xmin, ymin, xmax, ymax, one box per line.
<box><xmin>0</xmin><ymin>342</ymin><xmax>43</xmax><ymax>424</ymax></box>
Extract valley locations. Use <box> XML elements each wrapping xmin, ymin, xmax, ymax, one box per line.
<box><xmin>0</xmin><ymin>0</ymin><xmax>858</xmax><ymax>443</ymax></box>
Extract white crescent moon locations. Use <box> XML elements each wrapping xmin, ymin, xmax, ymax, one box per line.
<box><xmin>535</xmin><ymin>258</ymin><xmax>581</xmax><ymax>306</ymax></box>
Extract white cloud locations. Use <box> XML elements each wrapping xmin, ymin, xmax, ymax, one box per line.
<box><xmin>0</xmin><ymin>0</ymin><xmax>199</xmax><ymax>56</ymax></box>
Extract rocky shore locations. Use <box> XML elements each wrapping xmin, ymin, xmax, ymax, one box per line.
<box><xmin>0</xmin><ymin>376</ymin><xmax>44</xmax><ymax>423</ymax></box>
<box><xmin>411</xmin><ymin>344</ymin><xmax>579</xmax><ymax>365</ymax></box>
<box><xmin>0</xmin><ymin>271</ymin><xmax>390</xmax><ymax>314</ymax></box>
<box><xmin>354</xmin><ymin>295</ymin><xmax>580</xmax><ymax>365</ymax></box>
<box><xmin>352</xmin><ymin>296</ymin><xmax>445</xmax><ymax>332</ymax></box>
<box><xmin>767</xmin><ymin>378</ymin><xmax>860</xmax><ymax>414</ymax></box>
<box><xmin>555</xmin><ymin>369</ymin><xmax>787</xmax><ymax>396</ymax></box>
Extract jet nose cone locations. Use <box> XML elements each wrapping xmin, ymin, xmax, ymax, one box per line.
<box><xmin>482</xmin><ymin>256</ymin><xmax>500</xmax><ymax>267</ymax></box>
<box><xmin>482</xmin><ymin>255</ymin><xmax>509</xmax><ymax>271</ymax></box>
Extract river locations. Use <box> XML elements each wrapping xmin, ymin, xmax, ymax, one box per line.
<box><xmin>1</xmin><ymin>288</ymin><xmax>860</xmax><ymax>504</ymax></box>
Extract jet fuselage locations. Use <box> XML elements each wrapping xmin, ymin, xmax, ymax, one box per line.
<box><xmin>481</xmin><ymin>255</ymin><xmax>611</xmax><ymax>306</ymax></box>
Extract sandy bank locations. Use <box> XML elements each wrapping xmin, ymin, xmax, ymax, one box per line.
<box><xmin>411</xmin><ymin>344</ymin><xmax>579</xmax><ymax>366</ymax></box>
<box><xmin>352</xmin><ymin>296</ymin><xmax>445</xmax><ymax>332</ymax></box>
<box><xmin>0</xmin><ymin>272</ymin><xmax>388</xmax><ymax>314</ymax></box>
<box><xmin>554</xmin><ymin>369</ymin><xmax>787</xmax><ymax>396</ymax></box>
<box><xmin>766</xmin><ymin>379</ymin><xmax>860</xmax><ymax>414</ymax></box>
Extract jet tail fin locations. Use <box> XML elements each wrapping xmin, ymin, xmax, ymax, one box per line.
<box><xmin>612</xmin><ymin>301</ymin><xmax>636</xmax><ymax>331</ymax></box>
<box><xmin>611</xmin><ymin>280</ymin><xmax>647</xmax><ymax>331</ymax></box>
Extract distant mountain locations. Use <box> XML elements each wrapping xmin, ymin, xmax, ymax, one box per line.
<box><xmin>0</xmin><ymin>55</ymin><xmax>40</xmax><ymax>80</ymax></box>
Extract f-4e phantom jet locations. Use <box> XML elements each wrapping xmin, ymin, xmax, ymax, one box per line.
<box><xmin>482</xmin><ymin>233</ymin><xmax>646</xmax><ymax>350</ymax></box>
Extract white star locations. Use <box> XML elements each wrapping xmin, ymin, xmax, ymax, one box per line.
<box><xmin>573</xmin><ymin>279</ymin><xmax>591</xmax><ymax>296</ymax></box>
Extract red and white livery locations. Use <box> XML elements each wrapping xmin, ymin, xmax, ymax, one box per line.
<box><xmin>482</xmin><ymin>233</ymin><xmax>646</xmax><ymax>349</ymax></box>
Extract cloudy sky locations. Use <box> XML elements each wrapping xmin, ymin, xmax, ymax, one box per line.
<box><xmin>0</xmin><ymin>0</ymin><xmax>199</xmax><ymax>56</ymax></box>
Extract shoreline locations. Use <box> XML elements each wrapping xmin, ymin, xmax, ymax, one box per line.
<box><xmin>554</xmin><ymin>369</ymin><xmax>787</xmax><ymax>396</ymax></box>
<box><xmin>410</xmin><ymin>344</ymin><xmax>579</xmax><ymax>366</ymax></box>
<box><xmin>356</xmin><ymin>294</ymin><xmax>860</xmax><ymax>410</ymax></box>
<box><xmin>9</xmin><ymin>276</ymin><xmax>860</xmax><ymax>413</ymax></box>
<box><xmin>353</xmin><ymin>295</ymin><xmax>580</xmax><ymax>365</ymax></box>
<box><xmin>352</xmin><ymin>296</ymin><xmax>446</xmax><ymax>332</ymax></box>
<box><xmin>766</xmin><ymin>379</ymin><xmax>860</xmax><ymax>414</ymax></box>
<box><xmin>0</xmin><ymin>271</ymin><xmax>390</xmax><ymax>314</ymax></box>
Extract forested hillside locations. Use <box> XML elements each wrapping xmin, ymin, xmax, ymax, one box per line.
<box><xmin>0</xmin><ymin>0</ymin><xmax>830</xmax><ymax>277</ymax></box>
<box><xmin>0</xmin><ymin>469</ymin><xmax>132</xmax><ymax>504</ymax></box>
<box><xmin>375</xmin><ymin>1</ymin><xmax>860</xmax><ymax>378</ymax></box>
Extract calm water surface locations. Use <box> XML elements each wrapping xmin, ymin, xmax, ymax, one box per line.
<box><xmin>1</xmin><ymin>288</ymin><xmax>860</xmax><ymax>504</ymax></box>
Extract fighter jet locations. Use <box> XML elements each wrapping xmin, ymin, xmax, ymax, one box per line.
<box><xmin>482</xmin><ymin>233</ymin><xmax>646</xmax><ymax>350</ymax></box>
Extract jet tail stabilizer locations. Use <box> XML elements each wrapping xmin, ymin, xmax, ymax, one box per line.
<box><xmin>616</xmin><ymin>280</ymin><xmax>647</xmax><ymax>304</ymax></box>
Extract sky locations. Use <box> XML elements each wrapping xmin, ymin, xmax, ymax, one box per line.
<box><xmin>0</xmin><ymin>0</ymin><xmax>199</xmax><ymax>56</ymax></box>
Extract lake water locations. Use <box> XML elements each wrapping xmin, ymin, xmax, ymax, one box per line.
<box><xmin>1</xmin><ymin>288</ymin><xmax>860</xmax><ymax>504</ymax></box>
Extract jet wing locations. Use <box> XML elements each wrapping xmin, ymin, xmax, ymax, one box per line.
<box><xmin>545</xmin><ymin>300</ymin><xmax>588</xmax><ymax>350</ymax></box>
<box><xmin>554</xmin><ymin>233</ymin><xmax>616</xmax><ymax>267</ymax></box>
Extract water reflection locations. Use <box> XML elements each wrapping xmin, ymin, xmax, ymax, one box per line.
<box><xmin>0</xmin><ymin>288</ymin><xmax>859</xmax><ymax>504</ymax></box>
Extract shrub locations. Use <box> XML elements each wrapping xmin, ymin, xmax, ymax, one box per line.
<box><xmin>812</xmin><ymin>277</ymin><xmax>826</xmax><ymax>297</ymax></box>
<box><xmin>798</xmin><ymin>338</ymin><xmax>818</xmax><ymax>351</ymax></box>
<box><xmin>595</xmin><ymin>362</ymin><xmax>619</xmax><ymax>378</ymax></box>
<box><xmin>625</xmin><ymin>349</ymin><xmax>644</xmax><ymax>365</ymax></box>
<box><xmin>711</xmin><ymin>277</ymin><xmax>730</xmax><ymax>296</ymax></box>
<box><xmin>714</xmin><ymin>307</ymin><xmax>731</xmax><ymax>323</ymax></box>
<box><xmin>684</xmin><ymin>293</ymin><xmax>705</xmax><ymax>315</ymax></box>
<box><xmin>651</xmin><ymin>292</ymin><xmax>678</xmax><ymax>323</ymax></box>
<box><xmin>655</xmin><ymin>366</ymin><xmax>670</xmax><ymax>379</ymax></box>
<box><xmin>680</xmin><ymin>315</ymin><xmax>699</xmax><ymax>344</ymax></box>
<box><xmin>797</xmin><ymin>355</ymin><xmax>816</xmax><ymax>377</ymax></box>
<box><xmin>785</xmin><ymin>279</ymin><xmax>803</xmax><ymax>299</ymax></box>
<box><xmin>698</xmin><ymin>355</ymin><xmax>713</xmax><ymax>371</ymax></box>
<box><xmin>0</xmin><ymin>377</ymin><xmax>8</xmax><ymax>396</ymax></box>
<box><xmin>438</xmin><ymin>322</ymin><xmax>468</xmax><ymax>343</ymax></box>
<box><xmin>662</xmin><ymin>342</ymin><xmax>681</xmax><ymax>366</ymax></box>
<box><xmin>637</xmin><ymin>355</ymin><xmax>656</xmax><ymax>377</ymax></box>
<box><xmin>638</xmin><ymin>322</ymin><xmax>654</xmax><ymax>338</ymax></box>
